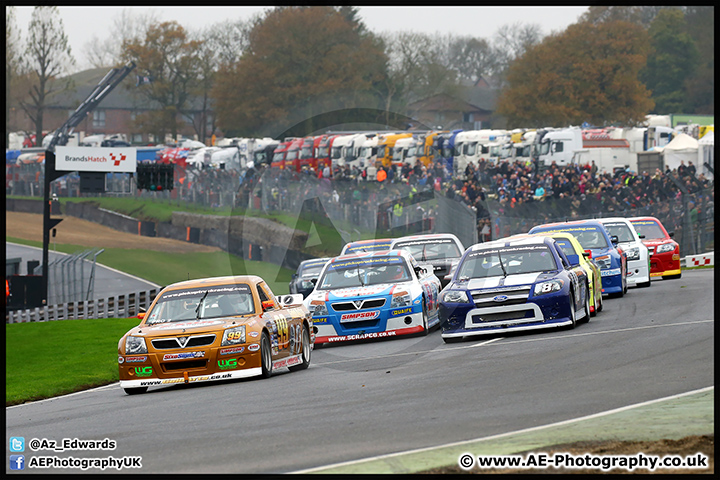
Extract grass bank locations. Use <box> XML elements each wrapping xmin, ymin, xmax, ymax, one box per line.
<box><xmin>6</xmin><ymin>317</ymin><xmax>142</xmax><ymax>406</ymax></box>
<box><xmin>6</xmin><ymin>236</ymin><xmax>294</xmax><ymax>294</ymax></box>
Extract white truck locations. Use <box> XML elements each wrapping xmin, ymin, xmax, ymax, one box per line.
<box><xmin>393</xmin><ymin>136</ymin><xmax>417</xmax><ymax>166</ymax></box>
<box><xmin>352</xmin><ymin>133</ymin><xmax>379</xmax><ymax>168</ymax></box>
<box><xmin>512</xmin><ymin>130</ymin><xmax>537</xmax><ymax>164</ymax></box>
<box><xmin>330</xmin><ymin>134</ymin><xmax>356</xmax><ymax>168</ymax></box>
<box><xmin>539</xmin><ymin>127</ymin><xmax>637</xmax><ymax>173</ymax></box>
<box><xmin>452</xmin><ymin>129</ymin><xmax>498</xmax><ymax>177</ymax></box>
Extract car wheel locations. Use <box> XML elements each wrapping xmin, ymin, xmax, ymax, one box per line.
<box><xmin>123</xmin><ymin>387</ymin><xmax>147</xmax><ymax>395</ymax></box>
<box><xmin>623</xmin><ymin>272</ymin><xmax>628</xmax><ymax>294</ymax></box>
<box><xmin>420</xmin><ymin>298</ymin><xmax>429</xmax><ymax>336</ymax></box>
<box><xmin>289</xmin><ymin>325</ymin><xmax>311</xmax><ymax>372</ymax></box>
<box><xmin>596</xmin><ymin>288</ymin><xmax>603</xmax><ymax>313</ymax></box>
<box><xmin>260</xmin><ymin>331</ymin><xmax>273</xmax><ymax>378</ymax></box>
<box><xmin>582</xmin><ymin>285</ymin><xmax>591</xmax><ymax>323</ymax></box>
<box><xmin>567</xmin><ymin>295</ymin><xmax>577</xmax><ymax>329</ymax></box>
<box><xmin>663</xmin><ymin>273</ymin><xmax>682</xmax><ymax>280</ymax></box>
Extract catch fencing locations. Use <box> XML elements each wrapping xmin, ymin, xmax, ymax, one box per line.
<box><xmin>6</xmin><ymin>289</ymin><xmax>159</xmax><ymax>323</ymax></box>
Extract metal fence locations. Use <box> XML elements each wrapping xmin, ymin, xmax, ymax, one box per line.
<box><xmin>484</xmin><ymin>187</ymin><xmax>713</xmax><ymax>257</ymax></box>
<box><xmin>38</xmin><ymin>248</ymin><xmax>105</xmax><ymax>305</ymax></box>
<box><xmin>6</xmin><ymin>289</ymin><xmax>158</xmax><ymax>323</ymax></box>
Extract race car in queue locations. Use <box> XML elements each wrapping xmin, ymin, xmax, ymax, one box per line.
<box><xmin>439</xmin><ymin>235</ymin><xmax>591</xmax><ymax>343</ymax></box>
<box><xmin>304</xmin><ymin>250</ymin><xmax>441</xmax><ymax>344</ymax></box>
<box><xmin>540</xmin><ymin>232</ymin><xmax>604</xmax><ymax>317</ymax></box>
<box><xmin>390</xmin><ymin>233</ymin><xmax>465</xmax><ymax>288</ymax></box>
<box><xmin>340</xmin><ymin>238</ymin><xmax>393</xmax><ymax>255</ymax></box>
<box><xmin>528</xmin><ymin>220</ymin><xmax>627</xmax><ymax>297</ymax></box>
<box><xmin>118</xmin><ymin>275</ymin><xmax>313</xmax><ymax>395</ymax></box>
<box><xmin>598</xmin><ymin>217</ymin><xmax>651</xmax><ymax>288</ymax></box>
<box><xmin>629</xmin><ymin>216</ymin><xmax>682</xmax><ymax>280</ymax></box>
<box><xmin>289</xmin><ymin>257</ymin><xmax>332</xmax><ymax>299</ymax></box>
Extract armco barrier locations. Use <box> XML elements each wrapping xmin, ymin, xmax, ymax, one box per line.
<box><xmin>6</xmin><ymin>289</ymin><xmax>158</xmax><ymax>323</ymax></box>
<box><xmin>685</xmin><ymin>252</ymin><xmax>714</xmax><ymax>267</ymax></box>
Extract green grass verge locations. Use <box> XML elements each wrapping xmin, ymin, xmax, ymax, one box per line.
<box><xmin>5</xmin><ymin>237</ymin><xmax>297</xmax><ymax>406</ymax></box>
<box><xmin>6</xmin><ymin>317</ymin><xmax>142</xmax><ymax>406</ymax></box>
<box><xmin>6</xmin><ymin>237</ymin><xmax>295</xmax><ymax>294</ymax></box>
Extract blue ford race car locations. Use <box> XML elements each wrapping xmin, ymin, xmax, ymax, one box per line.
<box><xmin>304</xmin><ymin>250</ymin><xmax>441</xmax><ymax>344</ymax></box>
<box><xmin>439</xmin><ymin>236</ymin><xmax>590</xmax><ymax>343</ymax></box>
<box><xmin>529</xmin><ymin>220</ymin><xmax>627</xmax><ymax>297</ymax></box>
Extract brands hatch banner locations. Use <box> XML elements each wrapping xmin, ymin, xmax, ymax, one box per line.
<box><xmin>55</xmin><ymin>147</ymin><xmax>137</xmax><ymax>173</ymax></box>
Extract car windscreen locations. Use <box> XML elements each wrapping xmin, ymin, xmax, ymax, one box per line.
<box><xmin>630</xmin><ymin>220</ymin><xmax>666</xmax><ymax>240</ymax></box>
<box><xmin>145</xmin><ymin>284</ymin><xmax>255</xmax><ymax>324</ymax></box>
<box><xmin>318</xmin><ymin>257</ymin><xmax>410</xmax><ymax>289</ymax></box>
<box><xmin>299</xmin><ymin>261</ymin><xmax>327</xmax><ymax>278</ymax></box>
<box><xmin>392</xmin><ymin>239</ymin><xmax>462</xmax><ymax>261</ymax></box>
<box><xmin>552</xmin><ymin>238</ymin><xmax>577</xmax><ymax>258</ymax></box>
<box><xmin>342</xmin><ymin>240</ymin><xmax>393</xmax><ymax>255</ymax></box>
<box><xmin>457</xmin><ymin>245</ymin><xmax>558</xmax><ymax>280</ymax></box>
<box><xmin>532</xmin><ymin>226</ymin><xmax>609</xmax><ymax>249</ymax></box>
<box><xmin>602</xmin><ymin>222</ymin><xmax>635</xmax><ymax>242</ymax></box>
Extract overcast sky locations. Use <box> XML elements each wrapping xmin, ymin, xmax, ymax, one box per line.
<box><xmin>10</xmin><ymin>6</ymin><xmax>589</xmax><ymax>72</ymax></box>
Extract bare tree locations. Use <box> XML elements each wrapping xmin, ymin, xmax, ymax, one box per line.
<box><xmin>208</xmin><ymin>17</ymin><xmax>254</xmax><ymax>68</ymax></box>
<box><xmin>83</xmin><ymin>8</ymin><xmax>160</xmax><ymax>69</ymax></box>
<box><xmin>448</xmin><ymin>35</ymin><xmax>498</xmax><ymax>84</ymax></box>
<box><xmin>6</xmin><ymin>6</ymin><xmax>21</xmax><ymax>141</ymax></box>
<box><xmin>18</xmin><ymin>6</ymin><xmax>76</xmax><ymax>145</ymax></box>
<box><xmin>491</xmin><ymin>22</ymin><xmax>543</xmax><ymax>88</ymax></box>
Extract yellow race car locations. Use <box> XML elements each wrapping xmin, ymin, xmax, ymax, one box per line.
<box><xmin>542</xmin><ymin>232</ymin><xmax>603</xmax><ymax>317</ymax></box>
<box><xmin>118</xmin><ymin>275</ymin><xmax>313</xmax><ymax>395</ymax></box>
<box><xmin>506</xmin><ymin>231</ymin><xmax>603</xmax><ymax>317</ymax></box>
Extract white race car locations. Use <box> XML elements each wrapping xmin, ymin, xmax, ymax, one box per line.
<box><xmin>598</xmin><ymin>217</ymin><xmax>651</xmax><ymax>288</ymax></box>
<box><xmin>304</xmin><ymin>250</ymin><xmax>441</xmax><ymax>344</ymax></box>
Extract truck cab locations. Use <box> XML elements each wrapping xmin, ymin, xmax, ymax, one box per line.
<box><xmin>376</xmin><ymin>133</ymin><xmax>411</xmax><ymax>169</ymax></box>
<box><xmin>271</xmin><ymin>139</ymin><xmax>294</xmax><ymax>170</ymax></box>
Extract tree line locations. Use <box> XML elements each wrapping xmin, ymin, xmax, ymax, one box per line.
<box><xmin>6</xmin><ymin>6</ymin><xmax>714</xmax><ymax>145</ymax></box>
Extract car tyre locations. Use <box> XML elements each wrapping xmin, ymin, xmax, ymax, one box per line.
<box><xmin>260</xmin><ymin>331</ymin><xmax>273</xmax><ymax>378</ymax></box>
<box><xmin>596</xmin><ymin>288</ymin><xmax>603</xmax><ymax>313</ymax></box>
<box><xmin>567</xmin><ymin>295</ymin><xmax>577</xmax><ymax>329</ymax></box>
<box><xmin>623</xmin><ymin>273</ymin><xmax>628</xmax><ymax>294</ymax></box>
<box><xmin>663</xmin><ymin>273</ymin><xmax>682</xmax><ymax>280</ymax></box>
<box><xmin>582</xmin><ymin>285</ymin><xmax>591</xmax><ymax>323</ymax></box>
<box><xmin>289</xmin><ymin>325</ymin><xmax>311</xmax><ymax>372</ymax></box>
<box><xmin>420</xmin><ymin>298</ymin><xmax>429</xmax><ymax>336</ymax></box>
<box><xmin>123</xmin><ymin>387</ymin><xmax>147</xmax><ymax>395</ymax></box>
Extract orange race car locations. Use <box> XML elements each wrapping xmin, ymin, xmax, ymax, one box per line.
<box><xmin>118</xmin><ymin>275</ymin><xmax>313</xmax><ymax>395</ymax></box>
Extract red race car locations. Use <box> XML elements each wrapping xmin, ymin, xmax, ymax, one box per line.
<box><xmin>629</xmin><ymin>216</ymin><xmax>681</xmax><ymax>280</ymax></box>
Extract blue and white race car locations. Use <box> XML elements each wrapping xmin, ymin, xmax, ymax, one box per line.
<box><xmin>439</xmin><ymin>236</ymin><xmax>591</xmax><ymax>343</ymax></box>
<box><xmin>529</xmin><ymin>220</ymin><xmax>628</xmax><ymax>297</ymax></box>
<box><xmin>304</xmin><ymin>250</ymin><xmax>441</xmax><ymax>344</ymax></box>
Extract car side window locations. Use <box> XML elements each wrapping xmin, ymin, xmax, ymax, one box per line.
<box><xmin>553</xmin><ymin>243</ymin><xmax>570</xmax><ymax>268</ymax></box>
<box><xmin>256</xmin><ymin>283</ymin><xmax>272</xmax><ymax>309</ymax></box>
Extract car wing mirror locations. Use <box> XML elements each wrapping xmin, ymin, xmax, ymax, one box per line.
<box><xmin>584</xmin><ymin>249</ymin><xmax>592</xmax><ymax>259</ymax></box>
<box><xmin>137</xmin><ymin>312</ymin><xmax>146</xmax><ymax>320</ymax></box>
<box><xmin>668</xmin><ymin>231</ymin><xmax>674</xmax><ymax>237</ymax></box>
<box><xmin>275</xmin><ymin>294</ymin><xmax>303</xmax><ymax>307</ymax></box>
<box><xmin>261</xmin><ymin>300</ymin><xmax>274</xmax><ymax>312</ymax></box>
<box><xmin>610</xmin><ymin>235</ymin><xmax>619</xmax><ymax>246</ymax></box>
